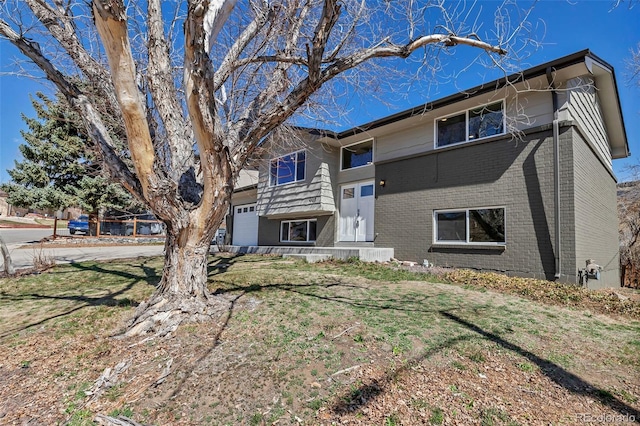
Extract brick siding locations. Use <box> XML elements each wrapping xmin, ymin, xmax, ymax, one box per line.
<box><xmin>374</xmin><ymin>126</ymin><xmax>620</xmax><ymax>286</ymax></box>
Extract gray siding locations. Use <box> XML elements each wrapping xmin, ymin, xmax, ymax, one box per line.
<box><xmin>571</xmin><ymin>129</ymin><xmax>620</xmax><ymax>288</ymax></box>
<box><xmin>231</xmin><ymin>188</ymin><xmax>257</xmax><ymax>207</ymax></box>
<box><xmin>375</xmin><ymin>125</ymin><xmax>432</xmax><ymax>163</ymax></box>
<box><xmin>375</xmin><ymin>125</ymin><xmax>620</xmax><ymax>285</ymax></box>
<box><xmin>258</xmin><ymin>214</ymin><xmax>335</xmax><ymax>247</ymax></box>
<box><xmin>257</xmin><ymin>135</ymin><xmax>337</xmax><ymax>217</ymax></box>
<box><xmin>370</xmin><ymin>91</ymin><xmax>556</xmax><ymax>165</ymax></box>
<box><xmin>509</xmin><ymin>90</ymin><xmax>554</xmax><ymax>130</ymax></box>
<box><xmin>375</xmin><ymin>129</ymin><xmax>569</xmax><ymax>280</ymax></box>
<box><xmin>566</xmin><ymin>77</ymin><xmax>612</xmax><ymax>170</ymax></box>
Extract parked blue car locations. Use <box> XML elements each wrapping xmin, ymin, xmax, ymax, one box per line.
<box><xmin>68</xmin><ymin>215</ymin><xmax>89</xmax><ymax>235</ymax></box>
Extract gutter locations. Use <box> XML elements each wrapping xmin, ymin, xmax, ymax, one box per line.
<box><xmin>546</xmin><ymin>67</ymin><xmax>562</xmax><ymax>281</ymax></box>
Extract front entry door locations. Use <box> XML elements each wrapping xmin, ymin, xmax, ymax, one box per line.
<box><xmin>339</xmin><ymin>180</ymin><xmax>375</xmax><ymax>242</ymax></box>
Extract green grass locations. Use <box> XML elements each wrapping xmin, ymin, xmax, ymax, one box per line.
<box><xmin>429</xmin><ymin>407</ymin><xmax>444</xmax><ymax>424</ymax></box>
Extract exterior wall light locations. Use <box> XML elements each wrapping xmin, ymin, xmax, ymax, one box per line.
<box><xmin>379</xmin><ymin>179</ymin><xmax>386</xmax><ymax>187</ymax></box>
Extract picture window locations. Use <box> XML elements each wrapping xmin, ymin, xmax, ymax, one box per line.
<box><xmin>434</xmin><ymin>207</ymin><xmax>505</xmax><ymax>244</ymax></box>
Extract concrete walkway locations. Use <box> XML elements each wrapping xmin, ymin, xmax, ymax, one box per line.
<box><xmin>2</xmin><ymin>242</ymin><xmax>165</xmax><ymax>271</ymax></box>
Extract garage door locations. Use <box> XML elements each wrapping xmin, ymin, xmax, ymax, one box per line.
<box><xmin>232</xmin><ymin>203</ymin><xmax>258</xmax><ymax>246</ymax></box>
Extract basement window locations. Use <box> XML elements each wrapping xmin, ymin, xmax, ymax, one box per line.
<box><xmin>281</xmin><ymin>219</ymin><xmax>317</xmax><ymax>242</ymax></box>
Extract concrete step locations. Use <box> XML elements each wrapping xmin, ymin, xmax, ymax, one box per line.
<box><xmin>216</xmin><ymin>245</ymin><xmax>394</xmax><ymax>262</ymax></box>
<box><xmin>282</xmin><ymin>253</ymin><xmax>333</xmax><ymax>263</ymax></box>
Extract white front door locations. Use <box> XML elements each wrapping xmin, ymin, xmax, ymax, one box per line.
<box><xmin>232</xmin><ymin>203</ymin><xmax>258</xmax><ymax>246</ymax></box>
<box><xmin>339</xmin><ymin>181</ymin><xmax>375</xmax><ymax>242</ymax></box>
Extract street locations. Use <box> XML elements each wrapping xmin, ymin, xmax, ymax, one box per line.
<box><xmin>0</xmin><ymin>228</ymin><xmax>68</xmax><ymax>245</ymax></box>
<box><xmin>0</xmin><ymin>227</ymin><xmax>166</xmax><ymax>271</ymax></box>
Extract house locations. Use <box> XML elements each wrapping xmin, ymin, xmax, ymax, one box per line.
<box><xmin>0</xmin><ymin>190</ymin><xmax>82</xmax><ymax>219</ymax></box>
<box><xmin>0</xmin><ymin>190</ymin><xmax>28</xmax><ymax>217</ymax></box>
<box><xmin>229</xmin><ymin>50</ymin><xmax>629</xmax><ymax>289</ymax></box>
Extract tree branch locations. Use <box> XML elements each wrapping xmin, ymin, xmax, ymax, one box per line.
<box><xmin>308</xmin><ymin>0</ymin><xmax>340</xmax><ymax>83</ymax></box>
<box><xmin>213</xmin><ymin>4</ymin><xmax>275</xmax><ymax>92</ymax></box>
<box><xmin>24</xmin><ymin>0</ymin><xmax>109</xmax><ymax>86</ymax></box>
<box><xmin>0</xmin><ymin>17</ymin><xmax>143</xmax><ymax>200</ymax></box>
<box><xmin>184</xmin><ymin>0</ymin><xmax>233</xmax><ymax>234</ymax></box>
<box><xmin>319</xmin><ymin>34</ymin><xmax>507</xmax><ymax>83</ymax></box>
<box><xmin>147</xmin><ymin>0</ymin><xmax>194</xmax><ymax>179</ymax></box>
<box><xmin>230</xmin><ymin>29</ymin><xmax>506</xmax><ymax>168</ymax></box>
<box><xmin>203</xmin><ymin>0</ymin><xmax>237</xmax><ymax>53</ymax></box>
<box><xmin>92</xmin><ymin>0</ymin><xmax>156</xmax><ymax>204</ymax></box>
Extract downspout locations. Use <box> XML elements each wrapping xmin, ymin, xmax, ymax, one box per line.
<box><xmin>546</xmin><ymin>67</ymin><xmax>562</xmax><ymax>280</ymax></box>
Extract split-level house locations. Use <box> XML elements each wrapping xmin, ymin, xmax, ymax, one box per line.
<box><xmin>228</xmin><ymin>50</ymin><xmax>630</xmax><ymax>289</ymax></box>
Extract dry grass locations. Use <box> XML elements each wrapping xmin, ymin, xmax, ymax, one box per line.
<box><xmin>0</xmin><ymin>255</ymin><xmax>638</xmax><ymax>425</ymax></box>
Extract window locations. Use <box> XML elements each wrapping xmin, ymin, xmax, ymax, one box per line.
<box><xmin>341</xmin><ymin>140</ymin><xmax>373</xmax><ymax>170</ymax></box>
<box><xmin>434</xmin><ymin>207</ymin><xmax>505</xmax><ymax>244</ymax></box>
<box><xmin>280</xmin><ymin>219</ymin><xmax>317</xmax><ymax>242</ymax></box>
<box><xmin>360</xmin><ymin>184</ymin><xmax>374</xmax><ymax>197</ymax></box>
<box><xmin>270</xmin><ymin>150</ymin><xmax>306</xmax><ymax>186</ymax></box>
<box><xmin>436</xmin><ymin>101</ymin><xmax>504</xmax><ymax>148</ymax></box>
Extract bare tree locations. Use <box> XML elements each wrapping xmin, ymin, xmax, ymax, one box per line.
<box><xmin>618</xmin><ymin>182</ymin><xmax>640</xmax><ymax>287</ymax></box>
<box><xmin>629</xmin><ymin>42</ymin><xmax>640</xmax><ymax>84</ymax></box>
<box><xmin>0</xmin><ymin>235</ymin><xmax>15</xmax><ymax>276</ymax></box>
<box><xmin>0</xmin><ymin>0</ymin><xmax>531</xmax><ymax>336</ymax></box>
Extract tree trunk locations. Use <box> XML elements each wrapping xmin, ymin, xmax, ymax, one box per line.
<box><xmin>0</xmin><ymin>235</ymin><xmax>15</xmax><ymax>276</ymax></box>
<box><xmin>123</xmin><ymin>223</ymin><xmax>230</xmax><ymax>337</ymax></box>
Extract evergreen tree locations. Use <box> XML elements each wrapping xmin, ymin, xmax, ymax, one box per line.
<box><xmin>1</xmin><ymin>92</ymin><xmax>132</xmax><ymax>215</ymax></box>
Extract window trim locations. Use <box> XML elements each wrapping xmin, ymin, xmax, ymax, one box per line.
<box><xmin>269</xmin><ymin>149</ymin><xmax>306</xmax><ymax>187</ymax></box>
<box><xmin>433</xmin><ymin>206</ymin><xmax>506</xmax><ymax>246</ymax></box>
<box><xmin>280</xmin><ymin>218</ymin><xmax>317</xmax><ymax>243</ymax></box>
<box><xmin>434</xmin><ymin>100</ymin><xmax>506</xmax><ymax>149</ymax></box>
<box><xmin>340</xmin><ymin>138</ymin><xmax>374</xmax><ymax>171</ymax></box>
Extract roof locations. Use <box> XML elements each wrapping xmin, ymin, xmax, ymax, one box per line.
<box><xmin>319</xmin><ymin>50</ymin><xmax>629</xmax><ymax>159</ymax></box>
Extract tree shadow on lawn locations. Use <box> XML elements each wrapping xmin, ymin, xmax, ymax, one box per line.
<box><xmin>0</xmin><ymin>260</ymin><xmax>160</xmax><ymax>339</ymax></box>
<box><xmin>206</xmin><ymin>252</ymin><xmax>282</xmax><ymax>276</ymax></box>
<box><xmin>207</xmin><ymin>254</ymin><xmax>244</xmax><ymax>275</ymax></box>
<box><xmin>211</xmin><ymin>277</ymin><xmax>436</xmax><ymax>312</ymax></box>
<box><xmin>0</xmin><ymin>254</ymin><xmax>254</xmax><ymax>340</ymax></box>
<box><xmin>212</xmin><ymin>279</ymin><xmax>639</xmax><ymax>421</ymax></box>
<box><xmin>163</xmin><ymin>290</ymin><xmax>245</xmax><ymax>401</ymax></box>
<box><xmin>438</xmin><ymin>311</ymin><xmax>640</xmax><ymax>420</ymax></box>
<box><xmin>328</xmin><ymin>309</ymin><xmax>640</xmax><ymax>422</ymax></box>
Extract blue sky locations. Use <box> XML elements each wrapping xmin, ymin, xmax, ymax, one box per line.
<box><xmin>1</xmin><ymin>0</ymin><xmax>639</xmax><ymax>183</ymax></box>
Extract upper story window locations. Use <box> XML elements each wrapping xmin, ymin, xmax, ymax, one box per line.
<box><xmin>434</xmin><ymin>207</ymin><xmax>506</xmax><ymax>245</ymax></box>
<box><xmin>435</xmin><ymin>101</ymin><xmax>505</xmax><ymax>148</ymax></box>
<box><xmin>341</xmin><ymin>139</ymin><xmax>373</xmax><ymax>170</ymax></box>
<box><xmin>270</xmin><ymin>150</ymin><xmax>306</xmax><ymax>186</ymax></box>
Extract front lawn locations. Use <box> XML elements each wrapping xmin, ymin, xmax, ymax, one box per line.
<box><xmin>0</xmin><ymin>255</ymin><xmax>638</xmax><ymax>425</ymax></box>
